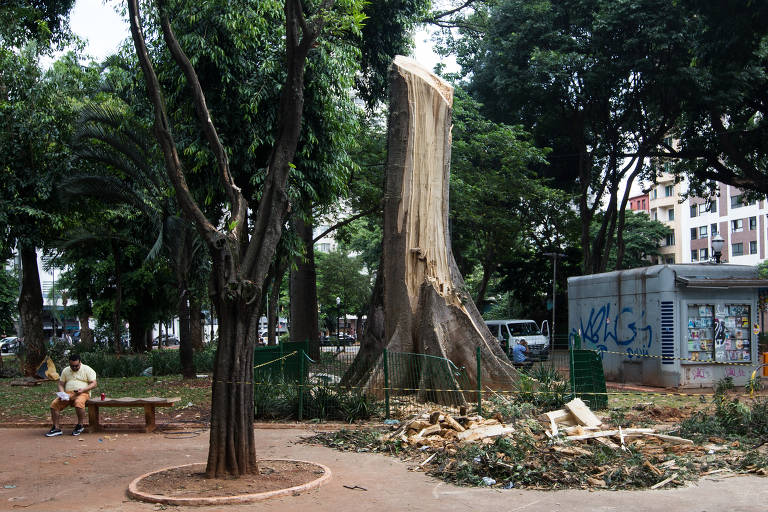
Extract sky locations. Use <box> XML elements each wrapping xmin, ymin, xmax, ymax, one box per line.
<box><xmin>69</xmin><ymin>0</ymin><xmax>453</xmax><ymax>71</ymax></box>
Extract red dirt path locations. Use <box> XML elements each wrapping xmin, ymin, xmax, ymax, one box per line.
<box><xmin>0</xmin><ymin>426</ymin><xmax>766</xmax><ymax>512</ymax></box>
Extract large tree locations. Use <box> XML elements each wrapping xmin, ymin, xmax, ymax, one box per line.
<box><xmin>0</xmin><ymin>48</ymin><xmax>95</xmax><ymax>374</ymax></box>
<box><xmin>440</xmin><ymin>0</ymin><xmax>696</xmax><ymax>274</ymax></box>
<box><xmin>127</xmin><ymin>0</ymin><xmax>364</xmax><ymax>477</ymax></box>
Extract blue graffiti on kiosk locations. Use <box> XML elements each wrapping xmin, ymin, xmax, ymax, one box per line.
<box><xmin>576</xmin><ymin>303</ymin><xmax>653</xmax><ymax>358</ymax></box>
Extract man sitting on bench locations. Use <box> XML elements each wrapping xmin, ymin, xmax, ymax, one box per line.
<box><xmin>46</xmin><ymin>354</ymin><xmax>97</xmax><ymax>437</ymax></box>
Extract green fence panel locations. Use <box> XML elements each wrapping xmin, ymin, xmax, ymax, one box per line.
<box><xmin>569</xmin><ymin>349</ymin><xmax>608</xmax><ymax>410</ymax></box>
<box><xmin>254</xmin><ymin>341</ymin><xmax>308</xmax><ymax>382</ymax></box>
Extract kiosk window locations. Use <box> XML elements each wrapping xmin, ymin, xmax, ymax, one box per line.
<box><xmin>687</xmin><ymin>303</ymin><xmax>751</xmax><ymax>363</ymax></box>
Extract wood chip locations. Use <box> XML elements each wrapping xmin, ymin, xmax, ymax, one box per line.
<box><xmin>552</xmin><ymin>445</ymin><xmax>592</xmax><ymax>457</ymax></box>
<box><xmin>643</xmin><ymin>460</ymin><xmax>663</xmax><ymax>476</ymax></box>
<box><xmin>650</xmin><ymin>474</ymin><xmax>677</xmax><ymax>489</ymax></box>
<box><xmin>593</xmin><ymin>437</ymin><xmax>620</xmax><ymax>450</ymax></box>
<box><xmin>586</xmin><ymin>477</ymin><xmax>607</xmax><ymax>487</ymax></box>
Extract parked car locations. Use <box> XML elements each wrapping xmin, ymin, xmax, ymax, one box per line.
<box><xmin>485</xmin><ymin>319</ymin><xmax>550</xmax><ymax>361</ymax></box>
<box><xmin>153</xmin><ymin>334</ymin><xmax>180</xmax><ymax>347</ymax></box>
<box><xmin>0</xmin><ymin>336</ymin><xmax>19</xmax><ymax>354</ymax></box>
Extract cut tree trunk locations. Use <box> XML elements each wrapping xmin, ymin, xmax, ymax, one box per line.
<box><xmin>343</xmin><ymin>57</ymin><xmax>518</xmax><ymax>399</ymax></box>
<box><xmin>18</xmin><ymin>244</ymin><xmax>46</xmax><ymax>377</ymax></box>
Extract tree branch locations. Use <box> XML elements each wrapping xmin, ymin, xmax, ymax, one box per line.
<box><xmin>313</xmin><ymin>206</ymin><xmax>380</xmax><ymax>243</ymax></box>
<box><xmin>155</xmin><ymin>0</ymin><xmax>246</xmax><ymax>241</ymax></box>
<box><xmin>126</xmin><ymin>0</ymin><xmax>217</xmax><ymax>245</ymax></box>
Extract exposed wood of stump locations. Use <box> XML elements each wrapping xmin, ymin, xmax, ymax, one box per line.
<box><xmin>343</xmin><ymin>56</ymin><xmax>518</xmax><ymax>402</ymax></box>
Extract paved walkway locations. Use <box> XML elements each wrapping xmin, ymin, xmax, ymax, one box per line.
<box><xmin>0</xmin><ymin>426</ymin><xmax>766</xmax><ymax>512</ymax></box>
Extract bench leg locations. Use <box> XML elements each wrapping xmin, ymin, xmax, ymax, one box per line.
<box><xmin>88</xmin><ymin>406</ymin><xmax>101</xmax><ymax>432</ymax></box>
<box><xmin>144</xmin><ymin>405</ymin><xmax>156</xmax><ymax>433</ymax></box>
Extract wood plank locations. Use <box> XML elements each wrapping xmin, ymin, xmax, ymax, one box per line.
<box><xmin>86</xmin><ymin>396</ymin><xmax>181</xmax><ymax>407</ymax></box>
<box><xmin>565</xmin><ymin>428</ymin><xmax>655</xmax><ymax>441</ymax></box>
<box><xmin>564</xmin><ymin>398</ymin><xmax>602</xmax><ymax>427</ymax></box>
<box><xmin>456</xmin><ymin>424</ymin><xmax>514</xmax><ymax>442</ymax></box>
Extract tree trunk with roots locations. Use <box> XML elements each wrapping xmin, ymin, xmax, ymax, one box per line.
<box><xmin>128</xmin><ymin>0</ymin><xmax>330</xmax><ymax>478</ymax></box>
<box><xmin>343</xmin><ymin>57</ymin><xmax>518</xmax><ymax>399</ymax></box>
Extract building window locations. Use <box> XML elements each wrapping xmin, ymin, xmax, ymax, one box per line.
<box><xmin>641</xmin><ymin>199</ymin><xmax>646</xmax><ymax>210</ymax></box>
<box><xmin>750</xmin><ymin>241</ymin><xmax>758</xmax><ymax>254</ymax></box>
<box><xmin>665</xmin><ymin>256</ymin><xmax>675</xmax><ymax>264</ymax></box>
<box><xmin>711</xmin><ymin>223</ymin><xmax>718</xmax><ymax>235</ymax></box>
<box><xmin>691</xmin><ymin>250</ymin><xmax>698</xmax><ymax>261</ymax></box>
<box><xmin>652</xmin><ymin>210</ymin><xmax>657</xmax><ymax>220</ymax></box>
<box><xmin>665</xmin><ymin>233</ymin><xmax>675</xmax><ymax>246</ymax></box>
<box><xmin>732</xmin><ymin>219</ymin><xmax>743</xmax><ymax>232</ymax></box>
<box><xmin>652</xmin><ymin>189</ymin><xmax>658</xmax><ymax>200</ymax></box>
<box><xmin>750</xmin><ymin>216</ymin><xmax>757</xmax><ymax>230</ymax></box>
<box><xmin>664</xmin><ymin>185</ymin><xmax>673</xmax><ymax>197</ymax></box>
<box><xmin>690</xmin><ymin>205</ymin><xmax>698</xmax><ymax>218</ymax></box>
<box><xmin>732</xmin><ymin>242</ymin><xmax>744</xmax><ymax>256</ymax></box>
<box><xmin>700</xmin><ymin>248</ymin><xmax>709</xmax><ymax>260</ymax></box>
<box><xmin>708</xmin><ymin>200</ymin><xmax>717</xmax><ymax>213</ymax></box>
<box><xmin>668</xmin><ymin>209</ymin><xmax>675</xmax><ymax>221</ymax></box>
<box><xmin>731</xmin><ymin>194</ymin><xmax>743</xmax><ymax>208</ymax></box>
<box><xmin>699</xmin><ymin>226</ymin><xmax>708</xmax><ymax>238</ymax></box>
<box><xmin>690</xmin><ymin>228</ymin><xmax>697</xmax><ymax>240</ymax></box>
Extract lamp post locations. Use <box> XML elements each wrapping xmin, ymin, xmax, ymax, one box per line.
<box><xmin>543</xmin><ymin>252</ymin><xmax>565</xmax><ymax>345</ymax></box>
<box><xmin>335</xmin><ymin>296</ymin><xmax>341</xmax><ymax>352</ymax></box>
<box><xmin>711</xmin><ymin>234</ymin><xmax>724</xmax><ymax>264</ymax></box>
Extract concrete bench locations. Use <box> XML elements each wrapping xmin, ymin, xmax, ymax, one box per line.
<box><xmin>86</xmin><ymin>396</ymin><xmax>181</xmax><ymax>433</ymax></box>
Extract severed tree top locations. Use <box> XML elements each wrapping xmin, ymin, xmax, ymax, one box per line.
<box><xmin>393</xmin><ymin>56</ymin><xmax>454</xmax><ymax>107</ymax></box>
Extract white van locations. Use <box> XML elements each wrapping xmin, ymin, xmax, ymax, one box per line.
<box><xmin>485</xmin><ymin>319</ymin><xmax>550</xmax><ymax>361</ymax></box>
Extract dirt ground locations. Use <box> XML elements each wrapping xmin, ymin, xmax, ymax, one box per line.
<box><xmin>0</xmin><ymin>426</ymin><xmax>766</xmax><ymax>512</ymax></box>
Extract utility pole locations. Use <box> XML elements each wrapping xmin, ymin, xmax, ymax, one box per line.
<box><xmin>543</xmin><ymin>252</ymin><xmax>565</xmax><ymax>345</ymax></box>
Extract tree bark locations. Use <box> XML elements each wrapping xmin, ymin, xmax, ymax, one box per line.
<box><xmin>290</xmin><ymin>214</ymin><xmax>320</xmax><ymax>358</ymax></box>
<box><xmin>110</xmin><ymin>240</ymin><xmax>123</xmax><ymax>354</ymax></box>
<box><xmin>77</xmin><ymin>311</ymin><xmax>94</xmax><ymax>351</ymax></box>
<box><xmin>190</xmin><ymin>297</ymin><xmax>204</xmax><ymax>351</ymax></box>
<box><xmin>18</xmin><ymin>244</ymin><xmax>45</xmax><ymax>376</ymax></box>
<box><xmin>343</xmin><ymin>57</ymin><xmax>518</xmax><ymax>399</ymax></box>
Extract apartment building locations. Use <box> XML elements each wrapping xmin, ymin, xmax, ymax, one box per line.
<box><xmin>647</xmin><ymin>176</ymin><xmax>767</xmax><ymax>265</ymax></box>
<box><xmin>648</xmin><ymin>173</ymin><xmax>683</xmax><ymax>264</ymax></box>
<box><xmin>628</xmin><ymin>193</ymin><xmax>649</xmax><ymax>213</ymax></box>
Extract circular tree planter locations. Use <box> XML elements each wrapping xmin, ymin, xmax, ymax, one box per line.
<box><xmin>128</xmin><ymin>460</ymin><xmax>331</xmax><ymax>506</ymax></box>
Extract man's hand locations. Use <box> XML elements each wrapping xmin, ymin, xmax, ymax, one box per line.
<box><xmin>73</xmin><ymin>389</ymin><xmax>81</xmax><ymax>395</ymax></box>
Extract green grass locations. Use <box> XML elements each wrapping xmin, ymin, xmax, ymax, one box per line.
<box><xmin>0</xmin><ymin>376</ymin><xmax>211</xmax><ymax>421</ymax></box>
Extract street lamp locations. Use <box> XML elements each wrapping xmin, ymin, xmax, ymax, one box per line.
<box><xmin>336</xmin><ymin>296</ymin><xmax>341</xmax><ymax>337</ymax></box>
<box><xmin>711</xmin><ymin>234</ymin><xmax>724</xmax><ymax>264</ymax></box>
<box><xmin>543</xmin><ymin>252</ymin><xmax>565</xmax><ymax>345</ymax></box>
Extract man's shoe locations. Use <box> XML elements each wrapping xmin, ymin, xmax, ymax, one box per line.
<box><xmin>72</xmin><ymin>424</ymin><xmax>85</xmax><ymax>436</ymax></box>
<box><xmin>45</xmin><ymin>427</ymin><xmax>62</xmax><ymax>437</ymax></box>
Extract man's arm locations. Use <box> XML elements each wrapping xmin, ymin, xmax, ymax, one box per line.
<box><xmin>74</xmin><ymin>379</ymin><xmax>97</xmax><ymax>395</ymax></box>
<box><xmin>57</xmin><ymin>379</ymin><xmax>66</xmax><ymax>393</ymax></box>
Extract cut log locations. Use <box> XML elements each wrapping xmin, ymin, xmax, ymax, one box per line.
<box><xmin>565</xmin><ymin>428</ymin><xmax>655</xmax><ymax>441</ymax></box>
<box><xmin>442</xmin><ymin>414</ymin><xmax>466</xmax><ymax>432</ymax></box>
<box><xmin>552</xmin><ymin>445</ymin><xmax>592</xmax><ymax>457</ymax></box>
<box><xmin>593</xmin><ymin>437</ymin><xmax>620</xmax><ymax>450</ymax></box>
<box><xmin>341</xmin><ymin>56</ymin><xmax>518</xmax><ymax>400</ymax></box>
<box><xmin>456</xmin><ymin>424</ymin><xmax>515</xmax><ymax>442</ymax></box>
<box><xmin>414</xmin><ymin>424</ymin><xmax>442</xmax><ymax>439</ymax></box>
<box><xmin>564</xmin><ymin>398</ymin><xmax>602</xmax><ymax>428</ymax></box>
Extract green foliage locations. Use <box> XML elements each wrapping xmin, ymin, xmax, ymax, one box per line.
<box><xmin>315</xmin><ymin>249</ymin><xmax>373</xmax><ymax>326</ymax></box>
<box><xmin>0</xmin><ymin>0</ymin><xmax>76</xmax><ymax>49</ymax></box>
<box><xmin>680</xmin><ymin>397</ymin><xmax>768</xmax><ymax>442</ymax></box>
<box><xmin>590</xmin><ymin>211</ymin><xmax>673</xmax><ymax>270</ymax></box>
<box><xmin>75</xmin><ymin>347</ymin><xmax>217</xmax><ymax>378</ymax></box>
<box><xmin>0</xmin><ymin>266</ymin><xmax>18</xmax><ymax>334</ymax></box>
<box><xmin>254</xmin><ymin>377</ymin><xmax>381</xmax><ymax>422</ymax></box>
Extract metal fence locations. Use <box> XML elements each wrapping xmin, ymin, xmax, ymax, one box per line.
<box><xmin>252</xmin><ymin>344</ymin><xmax>585</xmax><ymax>422</ymax></box>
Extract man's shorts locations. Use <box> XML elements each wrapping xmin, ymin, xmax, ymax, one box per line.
<box><xmin>50</xmin><ymin>391</ymin><xmax>90</xmax><ymax>410</ymax></box>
